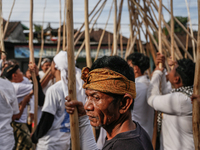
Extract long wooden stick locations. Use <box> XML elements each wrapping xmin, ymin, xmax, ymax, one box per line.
<box><xmin>192</xmin><ymin>1</ymin><xmax>200</xmax><ymax>149</ymax></box>
<box><xmin>94</xmin><ymin>1</ymin><xmax>113</xmax><ymax>61</ymax></box>
<box><xmin>158</xmin><ymin>0</ymin><xmax>162</xmax><ymax>68</ymax></box>
<box><xmin>84</xmin><ymin>0</ymin><xmax>92</xmax><ymax>68</ymax></box>
<box><xmin>38</xmin><ymin>0</ymin><xmax>47</xmax><ymax>69</ymax></box>
<box><xmin>120</xmin><ymin>32</ymin><xmax>123</xmax><ymax>58</ymax></box>
<box><xmin>113</xmin><ymin>0</ymin><xmax>117</xmax><ymax>55</ymax></box>
<box><xmin>116</xmin><ymin>0</ymin><xmax>124</xmax><ymax>35</ymax></box>
<box><xmin>171</xmin><ymin>0</ymin><xmax>175</xmax><ymax>63</ymax></box>
<box><xmin>62</xmin><ymin>0</ymin><xmax>66</xmax><ymax>51</ymax></box>
<box><xmin>75</xmin><ymin>1</ymin><xmax>107</xmax><ymax>60</ymax></box>
<box><xmin>185</xmin><ymin>0</ymin><xmax>196</xmax><ymax>62</ymax></box>
<box><xmin>29</xmin><ymin>0</ymin><xmax>38</xmax><ymax>133</ymax></box>
<box><xmin>56</xmin><ymin>0</ymin><xmax>62</xmax><ymax>54</ymax></box>
<box><xmin>66</xmin><ymin>0</ymin><xmax>80</xmax><ymax>149</ymax></box>
<box><xmin>185</xmin><ymin>26</ymin><xmax>189</xmax><ymax>58</ymax></box>
<box><xmin>3</xmin><ymin>0</ymin><xmax>15</xmax><ymax>39</ymax></box>
<box><xmin>0</xmin><ymin>0</ymin><xmax>5</xmax><ymax>55</ymax></box>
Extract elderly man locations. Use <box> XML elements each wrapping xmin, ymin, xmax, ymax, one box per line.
<box><xmin>32</xmin><ymin>51</ymin><xmax>96</xmax><ymax>150</ymax></box>
<box><xmin>147</xmin><ymin>53</ymin><xmax>195</xmax><ymax>150</ymax></box>
<box><xmin>66</xmin><ymin>56</ymin><xmax>153</xmax><ymax>150</ymax></box>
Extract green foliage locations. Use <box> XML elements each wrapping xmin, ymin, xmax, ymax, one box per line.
<box><xmin>34</xmin><ymin>24</ymin><xmax>42</xmax><ymax>32</ymax></box>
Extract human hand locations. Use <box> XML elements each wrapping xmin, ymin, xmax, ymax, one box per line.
<box><xmin>28</xmin><ymin>63</ymin><xmax>39</xmax><ymax>76</ymax></box>
<box><xmin>65</xmin><ymin>96</ymin><xmax>86</xmax><ymax>117</ymax></box>
<box><xmin>23</xmin><ymin>91</ymin><xmax>33</xmax><ymax>104</ymax></box>
<box><xmin>191</xmin><ymin>94</ymin><xmax>200</xmax><ymax>104</ymax></box>
<box><xmin>155</xmin><ymin>52</ymin><xmax>165</xmax><ymax>71</ymax></box>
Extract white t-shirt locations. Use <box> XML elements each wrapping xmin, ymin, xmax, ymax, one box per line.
<box><xmin>135</xmin><ymin>75</ymin><xmax>150</xmax><ymax>87</ymax></box>
<box><xmin>131</xmin><ymin>81</ymin><xmax>154</xmax><ymax>139</ymax></box>
<box><xmin>37</xmin><ymin>80</ymin><xmax>94</xmax><ymax>150</ymax></box>
<box><xmin>147</xmin><ymin>70</ymin><xmax>194</xmax><ymax>150</ymax></box>
<box><xmin>12</xmin><ymin>82</ymin><xmax>34</xmax><ymax>123</ymax></box>
<box><xmin>0</xmin><ymin>78</ymin><xmax>19</xmax><ymax>150</ymax></box>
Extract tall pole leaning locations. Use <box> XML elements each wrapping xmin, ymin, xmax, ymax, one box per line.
<box><xmin>192</xmin><ymin>1</ymin><xmax>200</xmax><ymax>149</ymax></box>
<box><xmin>113</xmin><ymin>0</ymin><xmax>117</xmax><ymax>55</ymax></box>
<box><xmin>158</xmin><ymin>0</ymin><xmax>163</xmax><ymax>68</ymax></box>
<box><xmin>29</xmin><ymin>0</ymin><xmax>38</xmax><ymax>132</ymax></box>
<box><xmin>171</xmin><ymin>0</ymin><xmax>175</xmax><ymax>64</ymax></box>
<box><xmin>84</xmin><ymin>0</ymin><xmax>92</xmax><ymax>67</ymax></box>
<box><xmin>66</xmin><ymin>0</ymin><xmax>80</xmax><ymax>149</ymax></box>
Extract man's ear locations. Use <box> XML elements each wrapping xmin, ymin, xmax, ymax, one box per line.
<box><xmin>174</xmin><ymin>74</ymin><xmax>182</xmax><ymax>85</ymax></box>
<box><xmin>12</xmin><ymin>73</ymin><xmax>16</xmax><ymax>80</ymax></box>
<box><xmin>119</xmin><ymin>93</ymin><xmax>133</xmax><ymax>114</ymax></box>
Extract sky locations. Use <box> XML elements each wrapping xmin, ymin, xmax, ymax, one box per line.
<box><xmin>2</xmin><ymin>0</ymin><xmax>198</xmax><ymax>40</ymax></box>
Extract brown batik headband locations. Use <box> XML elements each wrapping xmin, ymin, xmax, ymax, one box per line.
<box><xmin>81</xmin><ymin>67</ymin><xmax>136</xmax><ymax>99</ymax></box>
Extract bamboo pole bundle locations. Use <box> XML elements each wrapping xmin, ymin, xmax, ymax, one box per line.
<box><xmin>29</xmin><ymin>0</ymin><xmax>38</xmax><ymax>132</ymax></box>
<box><xmin>161</xmin><ymin>3</ymin><xmax>197</xmax><ymax>44</ymax></box>
<box><xmin>113</xmin><ymin>0</ymin><xmax>118</xmax><ymax>55</ymax></box>
<box><xmin>185</xmin><ymin>0</ymin><xmax>196</xmax><ymax>62</ymax></box>
<box><xmin>56</xmin><ymin>0</ymin><xmax>62</xmax><ymax>54</ymax></box>
<box><xmin>94</xmin><ymin>1</ymin><xmax>113</xmax><ymax>61</ymax></box>
<box><xmin>73</xmin><ymin>0</ymin><xmax>106</xmax><ymax>42</ymax></box>
<box><xmin>66</xmin><ymin>0</ymin><xmax>80</xmax><ymax>149</ymax></box>
<box><xmin>192</xmin><ymin>1</ymin><xmax>200</xmax><ymax>149</ymax></box>
<box><xmin>3</xmin><ymin>0</ymin><xmax>15</xmax><ymax>39</ymax></box>
<box><xmin>84</xmin><ymin>0</ymin><xmax>92</xmax><ymax>68</ymax></box>
<box><xmin>75</xmin><ymin>1</ymin><xmax>106</xmax><ymax>60</ymax></box>
<box><xmin>38</xmin><ymin>0</ymin><xmax>47</xmax><ymax>69</ymax></box>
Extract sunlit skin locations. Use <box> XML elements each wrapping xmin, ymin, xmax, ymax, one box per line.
<box><xmin>84</xmin><ymin>89</ymin><xmax>136</xmax><ymax>140</ymax></box>
<box><xmin>41</xmin><ymin>62</ymin><xmax>51</xmax><ymax>73</ymax></box>
<box><xmin>25</xmin><ymin>70</ymin><xmax>32</xmax><ymax>80</ymax></box>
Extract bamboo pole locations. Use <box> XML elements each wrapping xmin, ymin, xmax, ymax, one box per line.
<box><xmin>171</xmin><ymin>0</ymin><xmax>175</xmax><ymax>64</ymax></box>
<box><xmin>185</xmin><ymin>26</ymin><xmax>189</xmax><ymax>58</ymax></box>
<box><xmin>161</xmin><ymin>3</ymin><xmax>197</xmax><ymax>44</ymax></box>
<box><xmin>192</xmin><ymin>1</ymin><xmax>200</xmax><ymax>149</ymax></box>
<box><xmin>128</xmin><ymin>0</ymin><xmax>133</xmax><ymax>42</ymax></box>
<box><xmin>116</xmin><ymin>0</ymin><xmax>124</xmax><ymax>35</ymax></box>
<box><xmin>3</xmin><ymin>0</ymin><xmax>15</xmax><ymax>39</ymax></box>
<box><xmin>56</xmin><ymin>0</ymin><xmax>62</xmax><ymax>54</ymax></box>
<box><xmin>84</xmin><ymin>0</ymin><xmax>92</xmax><ymax>68</ymax></box>
<box><xmin>66</xmin><ymin>0</ymin><xmax>80</xmax><ymax>149</ymax></box>
<box><xmin>29</xmin><ymin>0</ymin><xmax>38</xmax><ymax>132</ymax></box>
<box><xmin>158</xmin><ymin>0</ymin><xmax>162</xmax><ymax>68</ymax></box>
<box><xmin>185</xmin><ymin>0</ymin><xmax>196</xmax><ymax>62</ymax></box>
<box><xmin>0</xmin><ymin>0</ymin><xmax>5</xmax><ymax>55</ymax></box>
<box><xmin>62</xmin><ymin>0</ymin><xmax>66</xmax><ymax>51</ymax></box>
<box><xmin>38</xmin><ymin>0</ymin><xmax>47</xmax><ymax>69</ymax></box>
<box><xmin>113</xmin><ymin>0</ymin><xmax>117</xmax><ymax>55</ymax></box>
<box><xmin>94</xmin><ymin>1</ymin><xmax>113</xmax><ymax>61</ymax></box>
<box><xmin>75</xmin><ymin>1</ymin><xmax>106</xmax><ymax>60</ymax></box>
<box><xmin>120</xmin><ymin>32</ymin><xmax>123</xmax><ymax>58</ymax></box>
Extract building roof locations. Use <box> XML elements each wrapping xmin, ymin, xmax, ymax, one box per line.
<box><xmin>3</xmin><ymin>19</ymin><xmax>20</xmax><ymax>39</ymax></box>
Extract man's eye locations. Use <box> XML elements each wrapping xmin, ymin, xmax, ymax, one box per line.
<box><xmin>94</xmin><ymin>96</ymin><xmax>100</xmax><ymax>100</ymax></box>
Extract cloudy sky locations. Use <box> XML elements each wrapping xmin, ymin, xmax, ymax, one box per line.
<box><xmin>2</xmin><ymin>0</ymin><xmax>198</xmax><ymax>40</ymax></box>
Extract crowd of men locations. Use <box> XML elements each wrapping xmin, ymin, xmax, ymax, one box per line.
<box><xmin>0</xmin><ymin>49</ymin><xmax>199</xmax><ymax>150</ymax></box>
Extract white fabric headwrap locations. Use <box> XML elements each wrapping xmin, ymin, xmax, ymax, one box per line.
<box><xmin>53</xmin><ymin>51</ymin><xmax>84</xmax><ymax>98</ymax></box>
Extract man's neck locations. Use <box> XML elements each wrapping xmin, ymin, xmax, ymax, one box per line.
<box><xmin>104</xmin><ymin>112</ymin><xmax>136</xmax><ymax>140</ymax></box>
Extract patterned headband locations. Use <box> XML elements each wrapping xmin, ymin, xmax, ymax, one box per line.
<box><xmin>81</xmin><ymin>67</ymin><xmax>136</xmax><ymax>99</ymax></box>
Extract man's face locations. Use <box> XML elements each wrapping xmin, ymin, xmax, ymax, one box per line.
<box><xmin>14</xmin><ymin>68</ymin><xmax>24</xmax><ymax>82</ymax></box>
<box><xmin>41</xmin><ymin>62</ymin><xmax>51</xmax><ymax>73</ymax></box>
<box><xmin>84</xmin><ymin>89</ymin><xmax>120</xmax><ymax>128</ymax></box>
<box><xmin>26</xmin><ymin>70</ymin><xmax>32</xmax><ymax>80</ymax></box>
<box><xmin>166</xmin><ymin>64</ymin><xmax>179</xmax><ymax>86</ymax></box>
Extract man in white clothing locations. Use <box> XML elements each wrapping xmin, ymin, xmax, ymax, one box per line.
<box><xmin>147</xmin><ymin>53</ymin><xmax>195</xmax><ymax>150</ymax></box>
<box><xmin>32</xmin><ymin>51</ymin><xmax>97</xmax><ymax>150</ymax></box>
<box><xmin>126</xmin><ymin>52</ymin><xmax>154</xmax><ymax>139</ymax></box>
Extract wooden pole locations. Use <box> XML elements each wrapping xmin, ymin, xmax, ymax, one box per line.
<box><xmin>120</xmin><ymin>32</ymin><xmax>123</xmax><ymax>58</ymax></box>
<box><xmin>185</xmin><ymin>26</ymin><xmax>189</xmax><ymax>58</ymax></box>
<box><xmin>192</xmin><ymin>1</ymin><xmax>200</xmax><ymax>149</ymax></box>
<box><xmin>171</xmin><ymin>0</ymin><xmax>175</xmax><ymax>64</ymax></box>
<box><xmin>158</xmin><ymin>0</ymin><xmax>162</xmax><ymax>68</ymax></box>
<box><xmin>113</xmin><ymin>0</ymin><xmax>117</xmax><ymax>55</ymax></box>
<box><xmin>62</xmin><ymin>0</ymin><xmax>66</xmax><ymax>51</ymax></box>
<box><xmin>29</xmin><ymin>0</ymin><xmax>38</xmax><ymax>132</ymax></box>
<box><xmin>66</xmin><ymin>0</ymin><xmax>80</xmax><ymax>149</ymax></box>
<box><xmin>94</xmin><ymin>1</ymin><xmax>113</xmax><ymax>61</ymax></box>
<box><xmin>38</xmin><ymin>0</ymin><xmax>46</xmax><ymax>69</ymax></box>
<box><xmin>3</xmin><ymin>0</ymin><xmax>16</xmax><ymax>39</ymax></box>
<box><xmin>185</xmin><ymin>0</ymin><xmax>196</xmax><ymax>62</ymax></box>
<box><xmin>84</xmin><ymin>0</ymin><xmax>92</xmax><ymax>67</ymax></box>
<box><xmin>56</xmin><ymin>0</ymin><xmax>62</xmax><ymax>54</ymax></box>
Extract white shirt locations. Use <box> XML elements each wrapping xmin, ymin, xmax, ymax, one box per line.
<box><xmin>12</xmin><ymin>82</ymin><xmax>34</xmax><ymax>123</ymax></box>
<box><xmin>131</xmin><ymin>81</ymin><xmax>154</xmax><ymax>139</ymax></box>
<box><xmin>37</xmin><ymin>80</ymin><xmax>96</xmax><ymax>150</ymax></box>
<box><xmin>0</xmin><ymin>78</ymin><xmax>19</xmax><ymax>150</ymax></box>
<box><xmin>147</xmin><ymin>70</ymin><xmax>194</xmax><ymax>150</ymax></box>
<box><xmin>135</xmin><ymin>75</ymin><xmax>150</xmax><ymax>87</ymax></box>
